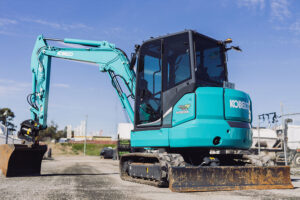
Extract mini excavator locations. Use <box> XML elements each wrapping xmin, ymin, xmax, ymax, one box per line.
<box><xmin>0</xmin><ymin>30</ymin><xmax>293</xmax><ymax>192</ymax></box>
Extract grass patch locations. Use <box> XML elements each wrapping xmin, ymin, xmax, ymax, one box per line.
<box><xmin>119</xmin><ymin>139</ymin><xmax>130</xmax><ymax>145</ymax></box>
<box><xmin>60</xmin><ymin>143</ymin><xmax>116</xmax><ymax>156</ymax></box>
<box><xmin>118</xmin><ymin>151</ymin><xmax>130</xmax><ymax>156</ymax></box>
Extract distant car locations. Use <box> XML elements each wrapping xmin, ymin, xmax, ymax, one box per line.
<box><xmin>100</xmin><ymin>147</ymin><xmax>116</xmax><ymax>159</ymax></box>
<box><xmin>58</xmin><ymin>138</ymin><xmax>69</xmax><ymax>143</ymax></box>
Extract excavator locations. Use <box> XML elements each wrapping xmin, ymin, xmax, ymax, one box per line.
<box><xmin>0</xmin><ymin>30</ymin><xmax>293</xmax><ymax>192</ymax></box>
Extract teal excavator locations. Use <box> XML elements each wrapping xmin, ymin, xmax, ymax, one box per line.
<box><xmin>0</xmin><ymin>30</ymin><xmax>293</xmax><ymax>192</ymax></box>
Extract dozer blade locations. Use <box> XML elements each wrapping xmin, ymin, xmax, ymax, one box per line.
<box><xmin>0</xmin><ymin>144</ymin><xmax>47</xmax><ymax>177</ymax></box>
<box><xmin>169</xmin><ymin>166</ymin><xmax>293</xmax><ymax>192</ymax></box>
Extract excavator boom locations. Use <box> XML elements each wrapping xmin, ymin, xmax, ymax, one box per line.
<box><xmin>0</xmin><ymin>35</ymin><xmax>136</xmax><ymax>177</ymax></box>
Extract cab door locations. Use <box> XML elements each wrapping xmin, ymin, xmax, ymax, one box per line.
<box><xmin>135</xmin><ymin>40</ymin><xmax>162</xmax><ymax>128</ymax></box>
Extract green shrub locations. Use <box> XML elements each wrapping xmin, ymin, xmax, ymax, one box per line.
<box><xmin>68</xmin><ymin>143</ymin><xmax>116</xmax><ymax>156</ymax></box>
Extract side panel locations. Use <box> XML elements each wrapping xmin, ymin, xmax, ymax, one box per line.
<box><xmin>172</xmin><ymin>93</ymin><xmax>195</xmax><ymax>126</ymax></box>
<box><xmin>169</xmin><ymin>118</ymin><xmax>252</xmax><ymax>149</ymax></box>
<box><xmin>131</xmin><ymin>128</ymin><xmax>169</xmax><ymax>147</ymax></box>
<box><xmin>131</xmin><ymin>87</ymin><xmax>252</xmax><ymax>149</ymax></box>
<box><xmin>224</xmin><ymin>88</ymin><xmax>251</xmax><ymax>123</ymax></box>
<box><xmin>196</xmin><ymin>87</ymin><xmax>224</xmax><ymax>119</ymax></box>
<box><xmin>169</xmin><ymin>87</ymin><xmax>252</xmax><ymax>149</ymax></box>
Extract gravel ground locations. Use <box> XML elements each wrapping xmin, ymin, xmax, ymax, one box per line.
<box><xmin>0</xmin><ymin>156</ymin><xmax>300</xmax><ymax>200</ymax></box>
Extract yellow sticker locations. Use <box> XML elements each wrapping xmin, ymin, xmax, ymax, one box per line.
<box><xmin>146</xmin><ymin>167</ymin><xmax>148</xmax><ymax>173</ymax></box>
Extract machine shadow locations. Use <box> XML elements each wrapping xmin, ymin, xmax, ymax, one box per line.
<box><xmin>41</xmin><ymin>172</ymin><xmax>119</xmax><ymax>177</ymax></box>
<box><xmin>291</xmin><ymin>178</ymin><xmax>300</xmax><ymax>182</ymax></box>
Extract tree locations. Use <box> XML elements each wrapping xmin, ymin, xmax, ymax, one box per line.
<box><xmin>53</xmin><ymin>126</ymin><xmax>67</xmax><ymax>141</ymax></box>
<box><xmin>39</xmin><ymin>122</ymin><xmax>67</xmax><ymax>141</ymax></box>
<box><xmin>55</xmin><ymin>130</ymin><xmax>66</xmax><ymax>141</ymax></box>
<box><xmin>0</xmin><ymin>108</ymin><xmax>16</xmax><ymax>133</ymax></box>
<box><xmin>39</xmin><ymin>121</ymin><xmax>58</xmax><ymax>141</ymax></box>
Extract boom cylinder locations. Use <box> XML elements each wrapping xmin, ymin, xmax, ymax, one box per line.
<box><xmin>64</xmin><ymin>38</ymin><xmax>104</xmax><ymax>47</ymax></box>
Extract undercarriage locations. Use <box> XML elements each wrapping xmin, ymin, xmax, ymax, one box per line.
<box><xmin>120</xmin><ymin>151</ymin><xmax>293</xmax><ymax>192</ymax></box>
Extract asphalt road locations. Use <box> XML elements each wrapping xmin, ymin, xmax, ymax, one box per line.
<box><xmin>0</xmin><ymin>156</ymin><xmax>300</xmax><ymax>200</ymax></box>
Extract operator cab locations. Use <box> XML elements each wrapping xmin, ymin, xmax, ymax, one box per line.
<box><xmin>135</xmin><ymin>30</ymin><xmax>229</xmax><ymax>129</ymax></box>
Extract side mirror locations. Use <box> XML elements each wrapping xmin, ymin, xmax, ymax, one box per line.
<box><xmin>225</xmin><ymin>46</ymin><xmax>242</xmax><ymax>52</ymax></box>
<box><xmin>130</xmin><ymin>53</ymin><xmax>136</xmax><ymax>70</ymax></box>
<box><xmin>129</xmin><ymin>45</ymin><xmax>140</xmax><ymax>70</ymax></box>
<box><xmin>232</xmin><ymin>46</ymin><xmax>242</xmax><ymax>52</ymax></box>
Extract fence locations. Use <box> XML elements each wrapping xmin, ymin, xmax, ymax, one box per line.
<box><xmin>69</xmin><ymin>140</ymin><xmax>117</xmax><ymax>145</ymax></box>
<box><xmin>0</xmin><ymin>123</ymin><xmax>21</xmax><ymax>144</ymax></box>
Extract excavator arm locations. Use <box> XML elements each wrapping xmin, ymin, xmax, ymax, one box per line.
<box><xmin>18</xmin><ymin>35</ymin><xmax>136</xmax><ymax>143</ymax></box>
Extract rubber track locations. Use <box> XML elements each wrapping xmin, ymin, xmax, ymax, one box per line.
<box><xmin>120</xmin><ymin>152</ymin><xmax>185</xmax><ymax>187</ymax></box>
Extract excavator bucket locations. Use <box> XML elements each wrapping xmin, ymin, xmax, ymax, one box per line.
<box><xmin>169</xmin><ymin>166</ymin><xmax>293</xmax><ymax>192</ymax></box>
<box><xmin>0</xmin><ymin>144</ymin><xmax>47</xmax><ymax>177</ymax></box>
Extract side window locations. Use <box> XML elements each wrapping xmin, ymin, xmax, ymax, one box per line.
<box><xmin>164</xmin><ymin>33</ymin><xmax>191</xmax><ymax>90</ymax></box>
<box><xmin>136</xmin><ymin>40</ymin><xmax>162</xmax><ymax>127</ymax></box>
<box><xmin>174</xmin><ymin>54</ymin><xmax>190</xmax><ymax>84</ymax></box>
<box><xmin>194</xmin><ymin>34</ymin><xmax>226</xmax><ymax>86</ymax></box>
<box><xmin>203</xmin><ymin>47</ymin><xmax>223</xmax><ymax>81</ymax></box>
<box><xmin>144</xmin><ymin>55</ymin><xmax>161</xmax><ymax>95</ymax></box>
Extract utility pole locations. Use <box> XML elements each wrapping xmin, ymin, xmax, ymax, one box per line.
<box><xmin>4</xmin><ymin>110</ymin><xmax>8</xmax><ymax>144</ymax></box>
<box><xmin>283</xmin><ymin>118</ymin><xmax>293</xmax><ymax>166</ymax></box>
<box><xmin>257</xmin><ymin>116</ymin><xmax>261</xmax><ymax>155</ymax></box>
<box><xmin>280</xmin><ymin>102</ymin><xmax>287</xmax><ymax>166</ymax></box>
<box><xmin>84</xmin><ymin>115</ymin><xmax>88</xmax><ymax>156</ymax></box>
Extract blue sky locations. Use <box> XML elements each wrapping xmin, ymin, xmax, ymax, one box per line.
<box><xmin>0</xmin><ymin>0</ymin><xmax>299</xmax><ymax>137</ymax></box>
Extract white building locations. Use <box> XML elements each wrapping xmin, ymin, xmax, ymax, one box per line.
<box><xmin>73</xmin><ymin>120</ymin><xmax>86</xmax><ymax>137</ymax></box>
<box><xmin>68</xmin><ymin>121</ymin><xmax>117</xmax><ymax>141</ymax></box>
<box><xmin>66</xmin><ymin>125</ymin><xmax>72</xmax><ymax>139</ymax></box>
<box><xmin>117</xmin><ymin>123</ymin><xmax>133</xmax><ymax>140</ymax></box>
<box><xmin>89</xmin><ymin>130</ymin><xmax>102</xmax><ymax>137</ymax></box>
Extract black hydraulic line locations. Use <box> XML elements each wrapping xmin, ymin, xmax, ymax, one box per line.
<box><xmin>109</xmin><ymin>71</ymin><xmax>123</xmax><ymax>96</ymax></box>
<box><xmin>36</xmin><ymin>46</ymin><xmax>46</xmax><ymax>73</ymax></box>
<box><xmin>110</xmin><ymin>71</ymin><xmax>135</xmax><ymax>100</ymax></box>
<box><xmin>27</xmin><ymin>93</ymin><xmax>38</xmax><ymax>110</ymax></box>
<box><xmin>116</xmin><ymin>48</ymin><xmax>130</xmax><ymax>63</ymax></box>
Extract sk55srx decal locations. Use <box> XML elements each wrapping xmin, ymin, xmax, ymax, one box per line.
<box><xmin>176</xmin><ymin>104</ymin><xmax>191</xmax><ymax>114</ymax></box>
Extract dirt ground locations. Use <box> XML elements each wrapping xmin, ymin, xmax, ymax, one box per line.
<box><xmin>0</xmin><ymin>156</ymin><xmax>299</xmax><ymax>200</ymax></box>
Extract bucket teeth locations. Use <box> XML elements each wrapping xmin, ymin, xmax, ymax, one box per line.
<box><xmin>169</xmin><ymin>166</ymin><xmax>294</xmax><ymax>192</ymax></box>
<box><xmin>0</xmin><ymin>144</ymin><xmax>47</xmax><ymax>177</ymax></box>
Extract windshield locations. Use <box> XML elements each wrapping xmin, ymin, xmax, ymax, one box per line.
<box><xmin>194</xmin><ymin>34</ymin><xmax>227</xmax><ymax>86</ymax></box>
